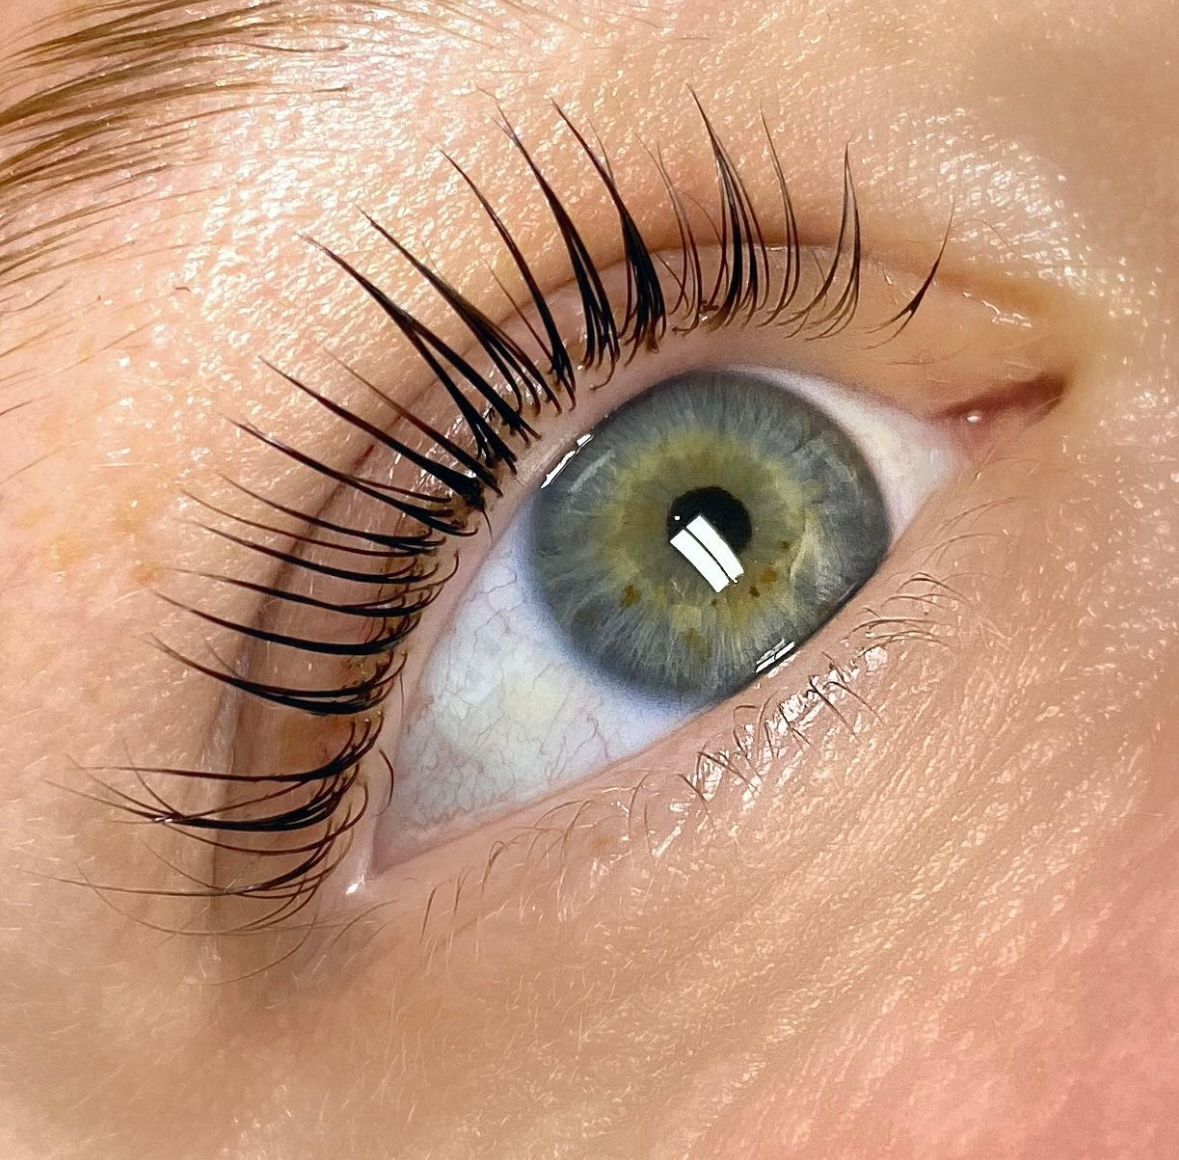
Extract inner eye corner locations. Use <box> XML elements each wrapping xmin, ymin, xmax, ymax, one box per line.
<box><xmin>944</xmin><ymin>368</ymin><xmax>1069</xmax><ymax>424</ymax></box>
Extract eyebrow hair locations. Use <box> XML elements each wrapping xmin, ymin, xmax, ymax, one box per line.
<box><xmin>0</xmin><ymin>0</ymin><xmax>534</xmax><ymax>314</ymax></box>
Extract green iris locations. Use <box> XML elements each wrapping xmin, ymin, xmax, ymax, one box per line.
<box><xmin>528</xmin><ymin>371</ymin><xmax>890</xmax><ymax>702</ymax></box>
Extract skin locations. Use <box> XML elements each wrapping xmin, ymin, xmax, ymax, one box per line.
<box><xmin>1</xmin><ymin>0</ymin><xmax>1177</xmax><ymax>1156</ymax></box>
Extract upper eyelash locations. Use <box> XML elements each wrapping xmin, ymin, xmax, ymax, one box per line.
<box><xmin>79</xmin><ymin>101</ymin><xmax>946</xmax><ymax>930</ymax></box>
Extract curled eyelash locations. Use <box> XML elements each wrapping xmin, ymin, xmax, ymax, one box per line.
<box><xmin>83</xmin><ymin>100</ymin><xmax>948</xmax><ymax>930</ymax></box>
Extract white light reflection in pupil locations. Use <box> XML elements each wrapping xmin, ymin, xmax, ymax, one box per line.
<box><xmin>669</xmin><ymin>514</ymin><xmax>745</xmax><ymax>593</ymax></box>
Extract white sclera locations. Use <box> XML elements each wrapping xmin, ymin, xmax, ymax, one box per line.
<box><xmin>388</xmin><ymin>513</ymin><xmax>688</xmax><ymax>861</ymax></box>
<box><xmin>739</xmin><ymin>367</ymin><xmax>960</xmax><ymax>531</ymax></box>
<box><xmin>386</xmin><ymin>368</ymin><xmax>961</xmax><ymax>861</ymax></box>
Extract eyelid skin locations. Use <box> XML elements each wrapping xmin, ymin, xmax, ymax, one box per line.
<box><xmin>2</xmin><ymin>1</ymin><xmax>1177</xmax><ymax>1154</ymax></box>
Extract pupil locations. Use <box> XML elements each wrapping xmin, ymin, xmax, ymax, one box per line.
<box><xmin>666</xmin><ymin>486</ymin><xmax>753</xmax><ymax>554</ymax></box>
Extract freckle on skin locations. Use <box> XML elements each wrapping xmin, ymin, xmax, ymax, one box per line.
<box><xmin>132</xmin><ymin>561</ymin><xmax>164</xmax><ymax>586</ymax></box>
<box><xmin>40</xmin><ymin>532</ymin><xmax>84</xmax><ymax>570</ymax></box>
<box><xmin>14</xmin><ymin>500</ymin><xmax>49</xmax><ymax>536</ymax></box>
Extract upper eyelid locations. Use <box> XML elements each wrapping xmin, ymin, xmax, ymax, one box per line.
<box><xmin>247</xmin><ymin>113</ymin><xmax>950</xmax><ymax>579</ymax></box>
<box><xmin>0</xmin><ymin>3</ymin><xmax>1053</xmax><ymax>370</ymax></box>
<box><xmin>292</xmin><ymin>114</ymin><xmax>1043</xmax><ymax>468</ymax></box>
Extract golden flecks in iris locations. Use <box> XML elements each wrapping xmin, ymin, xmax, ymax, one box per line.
<box><xmin>588</xmin><ymin>426</ymin><xmax>812</xmax><ymax>651</ymax></box>
<box><xmin>682</xmin><ymin>626</ymin><xmax>706</xmax><ymax>660</ymax></box>
<box><xmin>529</xmin><ymin>374</ymin><xmax>890</xmax><ymax>697</ymax></box>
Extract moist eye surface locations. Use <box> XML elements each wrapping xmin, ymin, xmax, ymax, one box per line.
<box><xmin>528</xmin><ymin>369</ymin><xmax>891</xmax><ymax>703</ymax></box>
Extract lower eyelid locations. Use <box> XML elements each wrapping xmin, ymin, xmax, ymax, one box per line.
<box><xmin>319</xmin><ymin>487</ymin><xmax>1002</xmax><ymax>956</ymax></box>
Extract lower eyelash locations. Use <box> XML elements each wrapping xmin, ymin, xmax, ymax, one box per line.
<box><xmin>86</xmin><ymin>100</ymin><xmax>948</xmax><ymax>928</ymax></box>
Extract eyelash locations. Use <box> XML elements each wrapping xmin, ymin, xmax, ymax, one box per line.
<box><xmin>90</xmin><ymin>102</ymin><xmax>946</xmax><ymax>929</ymax></box>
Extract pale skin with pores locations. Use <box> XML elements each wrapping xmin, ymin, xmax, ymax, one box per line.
<box><xmin>0</xmin><ymin>0</ymin><xmax>1176</xmax><ymax>1157</ymax></box>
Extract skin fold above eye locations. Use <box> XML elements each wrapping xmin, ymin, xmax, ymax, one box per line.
<box><xmin>0</xmin><ymin>1</ymin><xmax>1176</xmax><ymax>1159</ymax></box>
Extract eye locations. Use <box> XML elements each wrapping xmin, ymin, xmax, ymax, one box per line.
<box><xmin>144</xmin><ymin>107</ymin><xmax>1060</xmax><ymax>926</ymax></box>
<box><xmin>385</xmin><ymin>365</ymin><xmax>959</xmax><ymax>862</ymax></box>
